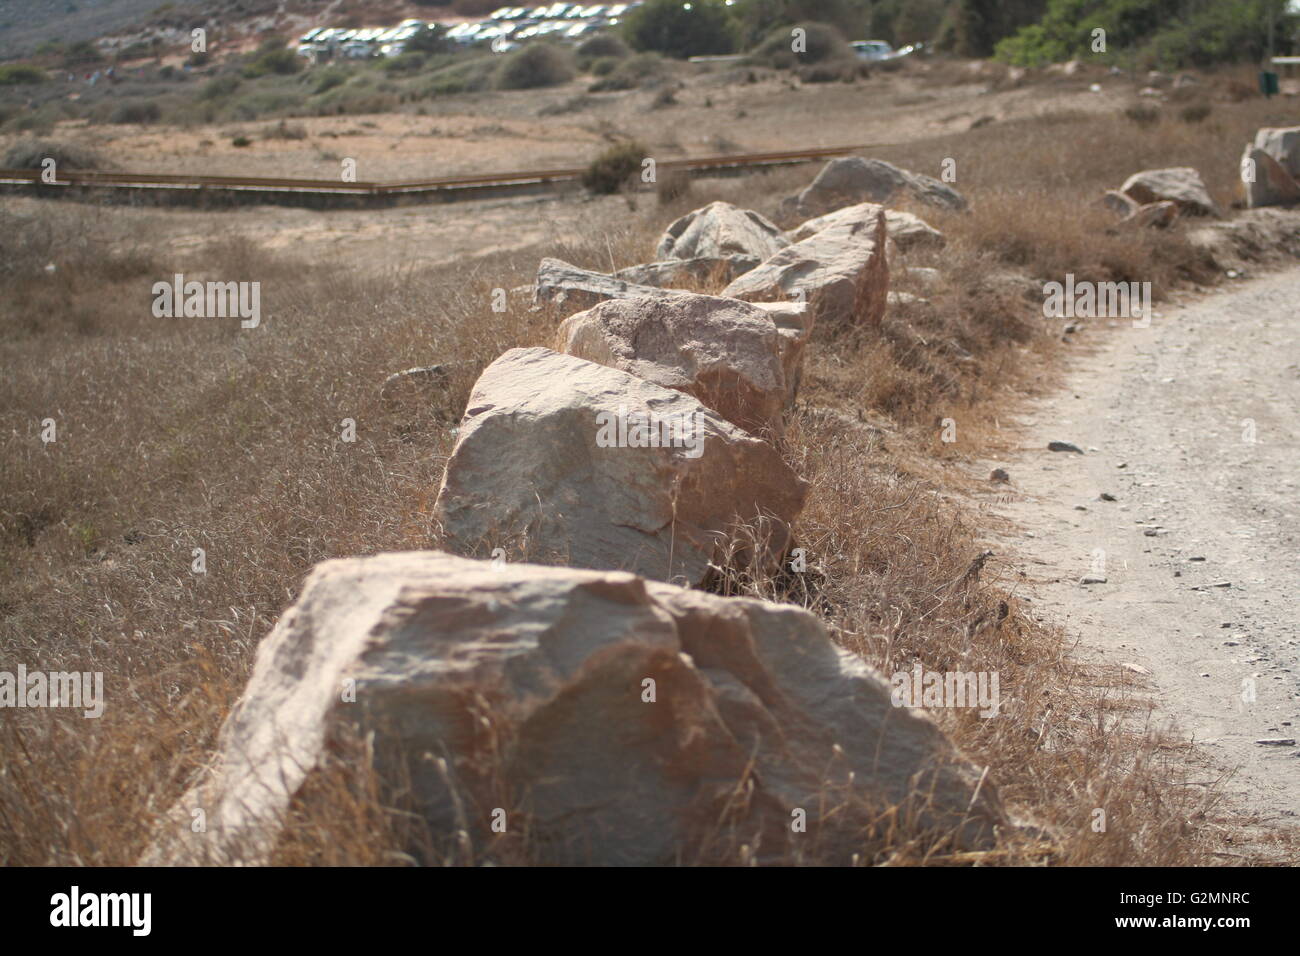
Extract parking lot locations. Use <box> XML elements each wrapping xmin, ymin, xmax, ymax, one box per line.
<box><xmin>295</xmin><ymin>4</ymin><xmax>644</xmax><ymax>62</ymax></box>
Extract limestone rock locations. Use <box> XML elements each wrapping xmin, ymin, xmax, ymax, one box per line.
<box><xmin>1120</xmin><ymin>167</ymin><xmax>1221</xmax><ymax>217</ymax></box>
<box><xmin>787</xmin><ymin>201</ymin><xmax>945</xmax><ymax>251</ymax></box>
<box><xmin>656</xmin><ymin>201</ymin><xmax>789</xmax><ymax>263</ymax></box>
<box><xmin>555</xmin><ymin>292</ymin><xmax>788</xmax><ymax>438</ymax></box>
<box><xmin>724</xmin><ymin>208</ymin><xmax>889</xmax><ymax>328</ymax></box>
<box><xmin>784</xmin><ymin>157</ymin><xmax>967</xmax><ymax>220</ymax></box>
<box><xmin>433</xmin><ymin>347</ymin><xmax>808</xmax><ymax>585</ymax></box>
<box><xmin>1240</xmin><ymin>144</ymin><xmax>1300</xmax><ymax>208</ymax></box>
<box><xmin>147</xmin><ymin>551</ymin><xmax>1006</xmax><ymax>866</ymax></box>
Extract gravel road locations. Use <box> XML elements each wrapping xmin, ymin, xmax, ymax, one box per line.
<box><xmin>986</xmin><ymin>268</ymin><xmax>1300</xmax><ymax>850</ymax></box>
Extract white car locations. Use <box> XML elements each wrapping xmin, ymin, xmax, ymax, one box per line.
<box><xmin>851</xmin><ymin>40</ymin><xmax>903</xmax><ymax>61</ymax></box>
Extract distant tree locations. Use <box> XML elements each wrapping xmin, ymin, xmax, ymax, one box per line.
<box><xmin>623</xmin><ymin>0</ymin><xmax>739</xmax><ymax>59</ymax></box>
<box><xmin>950</xmin><ymin>0</ymin><xmax>1047</xmax><ymax>57</ymax></box>
<box><xmin>732</xmin><ymin>0</ymin><xmax>869</xmax><ymax>48</ymax></box>
<box><xmin>894</xmin><ymin>0</ymin><xmax>946</xmax><ymax>45</ymax></box>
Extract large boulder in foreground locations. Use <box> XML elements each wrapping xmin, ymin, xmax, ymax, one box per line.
<box><xmin>1120</xmin><ymin>167</ymin><xmax>1221</xmax><ymax>217</ymax></box>
<box><xmin>787</xmin><ymin>201</ymin><xmax>945</xmax><ymax>251</ymax></box>
<box><xmin>147</xmin><ymin>551</ymin><xmax>1007</xmax><ymax>865</ymax></box>
<box><xmin>1253</xmin><ymin>125</ymin><xmax>1300</xmax><ymax>178</ymax></box>
<box><xmin>784</xmin><ymin>157</ymin><xmax>967</xmax><ymax>220</ymax></box>
<box><xmin>656</xmin><ymin>201</ymin><xmax>789</xmax><ymax>265</ymax></box>
<box><xmin>434</xmin><ymin>347</ymin><xmax>808</xmax><ymax>585</ymax></box>
<box><xmin>723</xmin><ymin>208</ymin><xmax>889</xmax><ymax>328</ymax></box>
<box><xmin>555</xmin><ymin>293</ymin><xmax>788</xmax><ymax>439</ymax></box>
<box><xmin>1240</xmin><ymin>144</ymin><xmax>1300</xmax><ymax>208</ymax></box>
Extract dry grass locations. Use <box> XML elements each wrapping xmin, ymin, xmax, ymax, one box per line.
<box><xmin>2</xmin><ymin>87</ymin><xmax>1296</xmax><ymax>866</ymax></box>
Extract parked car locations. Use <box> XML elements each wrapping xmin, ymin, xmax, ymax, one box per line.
<box><xmin>851</xmin><ymin>40</ymin><xmax>894</xmax><ymax>61</ymax></box>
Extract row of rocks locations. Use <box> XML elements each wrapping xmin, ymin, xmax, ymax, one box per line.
<box><xmin>147</xmin><ymin>161</ymin><xmax>1003</xmax><ymax>866</ymax></box>
<box><xmin>1097</xmin><ymin>125</ymin><xmax>1300</xmax><ymax>224</ymax></box>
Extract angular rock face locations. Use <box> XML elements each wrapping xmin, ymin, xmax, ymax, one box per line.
<box><xmin>1241</xmin><ymin>145</ymin><xmax>1300</xmax><ymax>208</ymax></box>
<box><xmin>722</xmin><ymin>210</ymin><xmax>889</xmax><ymax>328</ymax></box>
<box><xmin>785</xmin><ymin>157</ymin><xmax>967</xmax><ymax>219</ymax></box>
<box><xmin>1253</xmin><ymin>126</ymin><xmax>1300</xmax><ymax>178</ymax></box>
<box><xmin>1120</xmin><ymin>167</ymin><xmax>1221</xmax><ymax>217</ymax></box>
<box><xmin>613</xmin><ymin>256</ymin><xmax>758</xmax><ymax>288</ymax></box>
<box><xmin>787</xmin><ymin>201</ymin><xmax>945</xmax><ymax>251</ymax></box>
<box><xmin>749</xmin><ymin>300</ymin><xmax>812</xmax><ymax>405</ymax></box>
<box><xmin>147</xmin><ymin>552</ymin><xmax>1006</xmax><ymax>866</ymax></box>
<box><xmin>433</xmin><ymin>347</ymin><xmax>808</xmax><ymax>585</ymax></box>
<box><xmin>534</xmin><ymin>257</ymin><xmax>675</xmax><ymax>311</ymax></box>
<box><xmin>656</xmin><ymin>201</ymin><xmax>789</xmax><ymax>264</ymax></box>
<box><xmin>555</xmin><ymin>293</ymin><xmax>788</xmax><ymax>439</ymax></box>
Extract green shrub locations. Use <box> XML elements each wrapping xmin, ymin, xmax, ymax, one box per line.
<box><xmin>588</xmin><ymin>52</ymin><xmax>668</xmax><ymax>92</ymax></box>
<box><xmin>0</xmin><ymin>64</ymin><xmax>46</xmax><ymax>85</ymax></box>
<box><xmin>231</xmin><ymin>135</ymin><xmax>252</xmax><ymax>147</ymax></box>
<box><xmin>109</xmin><ymin>101</ymin><xmax>162</xmax><ymax>124</ymax></box>
<box><xmin>3</xmin><ymin>139</ymin><xmax>112</xmax><ymax>169</ymax></box>
<box><xmin>422</xmin><ymin>57</ymin><xmax>495</xmax><ymax>95</ymax></box>
<box><xmin>243</xmin><ymin>46</ymin><xmax>301</xmax><ymax>78</ymax></box>
<box><xmin>199</xmin><ymin>74</ymin><xmax>242</xmax><ymax>100</ymax></box>
<box><xmin>62</xmin><ymin>40</ymin><xmax>104</xmax><ymax>68</ymax></box>
<box><xmin>495</xmin><ymin>43</ymin><xmax>575</xmax><ymax>90</ymax></box>
<box><xmin>312</xmin><ymin>68</ymin><xmax>349</xmax><ymax>94</ymax></box>
<box><xmin>589</xmin><ymin>56</ymin><xmax>621</xmax><ymax>77</ymax></box>
<box><xmin>383</xmin><ymin>52</ymin><xmax>428</xmax><ymax>74</ymax></box>
<box><xmin>750</xmin><ymin>22</ymin><xmax>851</xmax><ymax>69</ymax></box>
<box><xmin>995</xmin><ymin>0</ymin><xmax>1292</xmax><ymax>70</ymax></box>
<box><xmin>622</xmin><ymin>0</ymin><xmax>738</xmax><ymax>59</ymax></box>
<box><xmin>1179</xmin><ymin>102</ymin><xmax>1212</xmax><ymax>123</ymax></box>
<box><xmin>576</xmin><ymin>33</ymin><xmax>630</xmax><ymax>68</ymax></box>
<box><xmin>582</xmin><ymin>140</ymin><xmax>647</xmax><ymax>194</ymax></box>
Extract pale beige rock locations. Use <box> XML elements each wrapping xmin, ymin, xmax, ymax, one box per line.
<box><xmin>555</xmin><ymin>293</ymin><xmax>787</xmax><ymax>438</ymax></box>
<box><xmin>534</xmin><ymin>257</ymin><xmax>675</xmax><ymax>311</ymax></box>
<box><xmin>656</xmin><ymin>201</ymin><xmax>788</xmax><ymax>263</ymax></box>
<box><xmin>1253</xmin><ymin>125</ymin><xmax>1300</xmax><ymax>177</ymax></box>
<box><xmin>614</xmin><ymin>256</ymin><xmax>757</xmax><ymax>288</ymax></box>
<box><xmin>786</xmin><ymin>201</ymin><xmax>945</xmax><ymax>250</ymax></box>
<box><xmin>783</xmin><ymin>157</ymin><xmax>967</xmax><ymax>220</ymax></box>
<box><xmin>1120</xmin><ymin>166</ymin><xmax>1221</xmax><ymax>217</ymax></box>
<box><xmin>725</xmin><ymin>209</ymin><xmax>890</xmax><ymax>328</ymax></box>
<box><xmin>433</xmin><ymin>347</ymin><xmax>808</xmax><ymax>585</ymax></box>
<box><xmin>147</xmin><ymin>551</ymin><xmax>1006</xmax><ymax>866</ymax></box>
<box><xmin>750</xmin><ymin>300</ymin><xmax>812</xmax><ymax>404</ymax></box>
<box><xmin>1240</xmin><ymin>144</ymin><xmax>1300</xmax><ymax>208</ymax></box>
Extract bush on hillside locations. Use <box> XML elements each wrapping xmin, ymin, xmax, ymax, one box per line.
<box><xmin>622</xmin><ymin>0</ymin><xmax>738</xmax><ymax>59</ymax></box>
<box><xmin>3</xmin><ymin>139</ymin><xmax>113</xmax><ymax>169</ymax></box>
<box><xmin>588</xmin><ymin>52</ymin><xmax>669</xmax><ymax>91</ymax></box>
<box><xmin>576</xmin><ymin>33</ymin><xmax>631</xmax><ymax>69</ymax></box>
<box><xmin>243</xmin><ymin>42</ymin><xmax>302</xmax><ymax>78</ymax></box>
<box><xmin>495</xmin><ymin>43</ymin><xmax>575</xmax><ymax>90</ymax></box>
<box><xmin>0</xmin><ymin>64</ymin><xmax>46</xmax><ymax>85</ymax></box>
<box><xmin>582</xmin><ymin>140</ymin><xmax>646</xmax><ymax>193</ymax></box>
<box><xmin>995</xmin><ymin>0</ymin><xmax>1296</xmax><ymax>70</ymax></box>
<box><xmin>749</xmin><ymin>21</ymin><xmax>853</xmax><ymax>69</ymax></box>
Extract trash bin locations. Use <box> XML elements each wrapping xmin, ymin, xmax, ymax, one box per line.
<box><xmin>1260</xmin><ymin>70</ymin><xmax>1280</xmax><ymax>96</ymax></box>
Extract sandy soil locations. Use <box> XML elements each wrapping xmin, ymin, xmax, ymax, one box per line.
<box><xmin>981</xmin><ymin>268</ymin><xmax>1300</xmax><ymax>850</ymax></box>
<box><xmin>14</xmin><ymin>65</ymin><xmax>1129</xmax><ymax>182</ymax></box>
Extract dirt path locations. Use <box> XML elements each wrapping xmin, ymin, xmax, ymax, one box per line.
<box><xmin>982</xmin><ymin>268</ymin><xmax>1300</xmax><ymax>846</ymax></box>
